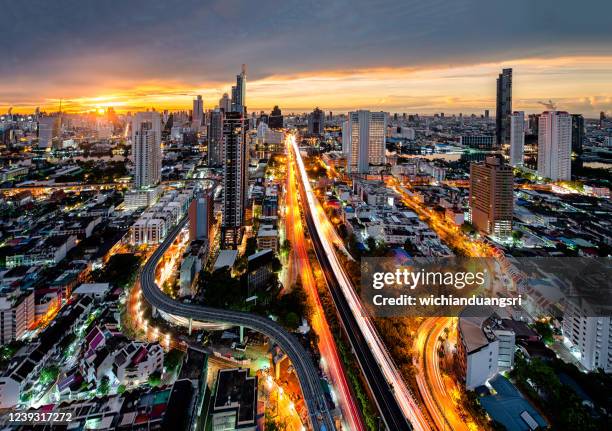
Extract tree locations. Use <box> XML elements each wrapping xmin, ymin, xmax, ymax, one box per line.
<box><xmin>245</xmin><ymin>237</ymin><xmax>258</xmax><ymax>256</ymax></box>
<box><xmin>280</xmin><ymin>239</ymin><xmax>292</xmax><ymax>254</ymax></box>
<box><xmin>164</xmin><ymin>348</ymin><xmax>184</xmax><ymax>372</ymax></box>
<box><xmin>148</xmin><ymin>371</ymin><xmax>162</xmax><ymax>387</ymax></box>
<box><xmin>117</xmin><ymin>384</ymin><xmax>126</xmax><ymax>394</ymax></box>
<box><xmin>97</xmin><ymin>376</ymin><xmax>110</xmax><ymax>396</ymax></box>
<box><xmin>40</xmin><ymin>365</ymin><xmax>60</xmax><ymax>385</ymax></box>
<box><xmin>271</xmin><ymin>256</ymin><xmax>282</xmax><ymax>273</ymax></box>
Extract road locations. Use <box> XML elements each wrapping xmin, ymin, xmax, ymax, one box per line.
<box><xmin>285</xmin><ymin>142</ymin><xmax>365</xmax><ymax>431</ymax></box>
<box><xmin>415</xmin><ymin>317</ymin><xmax>473</xmax><ymax>431</ymax></box>
<box><xmin>290</xmin><ymin>134</ymin><xmax>430</xmax><ymax>431</ymax></box>
<box><xmin>140</xmin><ymin>217</ymin><xmax>336</xmax><ymax>431</ymax></box>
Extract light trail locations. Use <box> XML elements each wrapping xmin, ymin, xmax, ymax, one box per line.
<box><xmin>289</xmin><ymin>134</ymin><xmax>430</xmax><ymax>431</ymax></box>
<box><xmin>285</xmin><ymin>140</ymin><xmax>365</xmax><ymax>431</ymax></box>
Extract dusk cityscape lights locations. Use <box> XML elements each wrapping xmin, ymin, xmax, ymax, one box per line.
<box><xmin>0</xmin><ymin>2</ymin><xmax>611</xmax><ymax>431</ymax></box>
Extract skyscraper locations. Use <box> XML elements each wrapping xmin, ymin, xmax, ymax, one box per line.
<box><xmin>219</xmin><ymin>93</ymin><xmax>231</xmax><ymax>112</ymax></box>
<box><xmin>192</xmin><ymin>95</ymin><xmax>204</xmax><ymax>128</ymax></box>
<box><xmin>469</xmin><ymin>155</ymin><xmax>514</xmax><ymax>239</ymax></box>
<box><xmin>308</xmin><ymin>107</ymin><xmax>325</xmax><ymax>136</ymax></box>
<box><xmin>509</xmin><ymin>111</ymin><xmax>525</xmax><ymax>167</ymax></box>
<box><xmin>571</xmin><ymin>114</ymin><xmax>584</xmax><ymax>153</ymax></box>
<box><xmin>537</xmin><ymin>111</ymin><xmax>572</xmax><ymax>181</ymax></box>
<box><xmin>231</xmin><ymin>64</ymin><xmax>247</xmax><ymax>114</ymax></box>
<box><xmin>132</xmin><ymin>111</ymin><xmax>162</xmax><ymax>189</ymax></box>
<box><xmin>347</xmin><ymin>110</ymin><xmax>387</xmax><ymax>174</ymax></box>
<box><xmin>268</xmin><ymin>105</ymin><xmax>283</xmax><ymax>129</ymax></box>
<box><xmin>207</xmin><ymin>109</ymin><xmax>224</xmax><ymax>166</ymax></box>
<box><xmin>495</xmin><ymin>68</ymin><xmax>512</xmax><ymax>148</ymax></box>
<box><xmin>221</xmin><ymin>111</ymin><xmax>248</xmax><ymax>249</ymax></box>
<box><xmin>37</xmin><ymin>116</ymin><xmax>60</xmax><ymax>148</ymax></box>
<box><xmin>341</xmin><ymin>119</ymin><xmax>350</xmax><ymax>156</ymax></box>
<box><xmin>189</xmin><ymin>188</ymin><xmax>214</xmax><ymax>242</ymax></box>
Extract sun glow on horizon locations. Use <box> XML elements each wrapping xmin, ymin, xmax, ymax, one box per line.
<box><xmin>3</xmin><ymin>55</ymin><xmax>612</xmax><ymax>117</ymax></box>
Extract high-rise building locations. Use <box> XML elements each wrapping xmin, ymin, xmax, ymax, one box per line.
<box><xmin>132</xmin><ymin>111</ymin><xmax>162</xmax><ymax>189</ymax></box>
<box><xmin>207</xmin><ymin>109</ymin><xmax>224</xmax><ymax>166</ymax></box>
<box><xmin>537</xmin><ymin>111</ymin><xmax>571</xmax><ymax>181</ymax></box>
<box><xmin>268</xmin><ymin>105</ymin><xmax>283</xmax><ymax>129</ymax></box>
<box><xmin>563</xmin><ymin>303</ymin><xmax>612</xmax><ymax>373</ymax></box>
<box><xmin>571</xmin><ymin>114</ymin><xmax>584</xmax><ymax>153</ymax></box>
<box><xmin>469</xmin><ymin>155</ymin><xmax>514</xmax><ymax>238</ymax></box>
<box><xmin>37</xmin><ymin>116</ymin><xmax>60</xmax><ymax>148</ymax></box>
<box><xmin>189</xmin><ymin>189</ymin><xmax>214</xmax><ymax>242</ymax></box>
<box><xmin>192</xmin><ymin>95</ymin><xmax>204</xmax><ymax>128</ymax></box>
<box><xmin>307</xmin><ymin>107</ymin><xmax>325</xmax><ymax>136</ymax></box>
<box><xmin>221</xmin><ymin>111</ymin><xmax>248</xmax><ymax>249</ymax></box>
<box><xmin>219</xmin><ymin>93</ymin><xmax>231</xmax><ymax>112</ymax></box>
<box><xmin>528</xmin><ymin>114</ymin><xmax>540</xmax><ymax>135</ymax></box>
<box><xmin>341</xmin><ymin>119</ymin><xmax>350</xmax><ymax>156</ymax></box>
<box><xmin>600</xmin><ymin>111</ymin><xmax>606</xmax><ymax>128</ymax></box>
<box><xmin>495</xmin><ymin>68</ymin><xmax>512</xmax><ymax>147</ymax></box>
<box><xmin>509</xmin><ymin>111</ymin><xmax>525</xmax><ymax>167</ymax></box>
<box><xmin>231</xmin><ymin>64</ymin><xmax>247</xmax><ymax>114</ymax></box>
<box><xmin>347</xmin><ymin>110</ymin><xmax>387</xmax><ymax>174</ymax></box>
<box><xmin>484</xmin><ymin>109</ymin><xmax>490</xmax><ymax>120</ymax></box>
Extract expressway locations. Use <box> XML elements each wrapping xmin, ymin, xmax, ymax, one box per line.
<box><xmin>140</xmin><ymin>217</ymin><xmax>336</xmax><ymax>431</ymax></box>
<box><xmin>286</xmin><ymin>144</ymin><xmax>365</xmax><ymax>431</ymax></box>
<box><xmin>290</xmin><ymin>134</ymin><xmax>430</xmax><ymax>431</ymax></box>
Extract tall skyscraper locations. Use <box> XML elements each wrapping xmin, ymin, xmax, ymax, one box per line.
<box><xmin>231</xmin><ymin>64</ymin><xmax>247</xmax><ymax>114</ymax></box>
<box><xmin>484</xmin><ymin>109</ymin><xmax>490</xmax><ymax>120</ymax></box>
<box><xmin>207</xmin><ymin>109</ymin><xmax>224</xmax><ymax>166</ymax></box>
<box><xmin>509</xmin><ymin>111</ymin><xmax>525</xmax><ymax>167</ymax></box>
<box><xmin>219</xmin><ymin>93</ymin><xmax>231</xmax><ymax>112</ymax></box>
<box><xmin>308</xmin><ymin>107</ymin><xmax>325</xmax><ymax>136</ymax></box>
<box><xmin>221</xmin><ymin>111</ymin><xmax>248</xmax><ymax>249</ymax></box>
<box><xmin>537</xmin><ymin>111</ymin><xmax>572</xmax><ymax>181</ymax></box>
<box><xmin>469</xmin><ymin>155</ymin><xmax>514</xmax><ymax>239</ymax></box>
<box><xmin>189</xmin><ymin>188</ymin><xmax>214</xmax><ymax>242</ymax></box>
<box><xmin>132</xmin><ymin>111</ymin><xmax>162</xmax><ymax>189</ymax></box>
<box><xmin>495</xmin><ymin>68</ymin><xmax>512</xmax><ymax>147</ymax></box>
<box><xmin>347</xmin><ymin>110</ymin><xmax>387</xmax><ymax>174</ymax></box>
<box><xmin>571</xmin><ymin>114</ymin><xmax>584</xmax><ymax>153</ymax></box>
<box><xmin>37</xmin><ymin>116</ymin><xmax>60</xmax><ymax>148</ymax></box>
<box><xmin>192</xmin><ymin>95</ymin><xmax>204</xmax><ymax>128</ymax></box>
<box><xmin>268</xmin><ymin>105</ymin><xmax>283</xmax><ymax>129</ymax></box>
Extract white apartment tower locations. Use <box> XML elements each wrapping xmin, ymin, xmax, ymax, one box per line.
<box><xmin>509</xmin><ymin>111</ymin><xmax>524</xmax><ymax>167</ymax></box>
<box><xmin>537</xmin><ymin>111</ymin><xmax>572</xmax><ymax>181</ymax></box>
<box><xmin>132</xmin><ymin>111</ymin><xmax>162</xmax><ymax>189</ymax></box>
<box><xmin>347</xmin><ymin>110</ymin><xmax>387</xmax><ymax>174</ymax></box>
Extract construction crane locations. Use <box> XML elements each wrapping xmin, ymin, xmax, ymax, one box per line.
<box><xmin>538</xmin><ymin>99</ymin><xmax>557</xmax><ymax>110</ymax></box>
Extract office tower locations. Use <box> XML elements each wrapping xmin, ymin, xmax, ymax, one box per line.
<box><xmin>537</xmin><ymin>111</ymin><xmax>572</xmax><ymax>181</ymax></box>
<box><xmin>231</xmin><ymin>64</ymin><xmax>247</xmax><ymax>114</ymax></box>
<box><xmin>469</xmin><ymin>155</ymin><xmax>514</xmax><ymax>238</ymax></box>
<box><xmin>268</xmin><ymin>105</ymin><xmax>283</xmax><ymax>129</ymax></box>
<box><xmin>496</xmin><ymin>68</ymin><xmax>512</xmax><ymax>147</ymax></box>
<box><xmin>132</xmin><ymin>111</ymin><xmax>162</xmax><ymax>188</ymax></box>
<box><xmin>221</xmin><ymin>111</ymin><xmax>248</xmax><ymax>249</ymax></box>
<box><xmin>571</xmin><ymin>114</ymin><xmax>584</xmax><ymax>153</ymax></box>
<box><xmin>207</xmin><ymin>109</ymin><xmax>224</xmax><ymax>166</ymax></box>
<box><xmin>37</xmin><ymin>116</ymin><xmax>60</xmax><ymax>148</ymax></box>
<box><xmin>341</xmin><ymin>119</ymin><xmax>350</xmax><ymax>155</ymax></box>
<box><xmin>189</xmin><ymin>189</ymin><xmax>214</xmax><ymax>242</ymax></box>
<box><xmin>219</xmin><ymin>93</ymin><xmax>231</xmax><ymax>112</ymax></box>
<box><xmin>484</xmin><ymin>109</ymin><xmax>490</xmax><ymax>120</ymax></box>
<box><xmin>347</xmin><ymin>110</ymin><xmax>387</xmax><ymax>174</ymax></box>
<box><xmin>193</xmin><ymin>95</ymin><xmax>204</xmax><ymax>128</ymax></box>
<box><xmin>600</xmin><ymin>111</ymin><xmax>606</xmax><ymax>128</ymax></box>
<box><xmin>308</xmin><ymin>107</ymin><xmax>325</xmax><ymax>135</ymax></box>
<box><xmin>509</xmin><ymin>111</ymin><xmax>525</xmax><ymax>167</ymax></box>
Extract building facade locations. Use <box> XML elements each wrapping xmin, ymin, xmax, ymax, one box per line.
<box><xmin>509</xmin><ymin>111</ymin><xmax>525</xmax><ymax>167</ymax></box>
<box><xmin>132</xmin><ymin>111</ymin><xmax>162</xmax><ymax>189</ymax></box>
<box><xmin>495</xmin><ymin>68</ymin><xmax>512</xmax><ymax>147</ymax></box>
<box><xmin>537</xmin><ymin>111</ymin><xmax>572</xmax><ymax>181</ymax></box>
<box><xmin>469</xmin><ymin>156</ymin><xmax>514</xmax><ymax>238</ymax></box>
<box><xmin>347</xmin><ymin>110</ymin><xmax>387</xmax><ymax>174</ymax></box>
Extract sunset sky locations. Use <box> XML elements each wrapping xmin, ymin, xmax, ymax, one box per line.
<box><xmin>2</xmin><ymin>0</ymin><xmax>612</xmax><ymax>117</ymax></box>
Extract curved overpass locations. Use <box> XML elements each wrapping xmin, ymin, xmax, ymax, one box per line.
<box><xmin>140</xmin><ymin>216</ymin><xmax>335</xmax><ymax>431</ymax></box>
